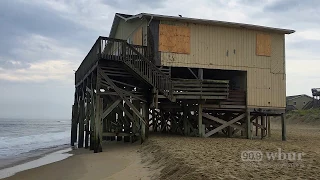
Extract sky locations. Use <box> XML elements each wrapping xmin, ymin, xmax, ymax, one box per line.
<box><xmin>0</xmin><ymin>0</ymin><xmax>319</xmax><ymax>119</ymax></box>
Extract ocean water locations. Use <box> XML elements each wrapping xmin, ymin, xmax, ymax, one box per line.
<box><xmin>0</xmin><ymin>118</ymin><xmax>70</xmax><ymax>159</ymax></box>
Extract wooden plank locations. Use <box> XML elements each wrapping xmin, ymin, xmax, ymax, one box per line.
<box><xmin>256</xmin><ymin>33</ymin><xmax>271</xmax><ymax>56</ymax></box>
<box><xmin>159</xmin><ymin>24</ymin><xmax>190</xmax><ymax>54</ymax></box>
<box><xmin>133</xmin><ymin>27</ymin><xmax>143</xmax><ymax>45</ymax></box>
<box><xmin>204</xmin><ymin>113</ymin><xmax>245</xmax><ymax>138</ymax></box>
<box><xmin>102</xmin><ymin>132</ymin><xmax>140</xmax><ymax>136</ymax></box>
<box><xmin>173</xmin><ymin>87</ymin><xmax>228</xmax><ymax>91</ymax></box>
<box><xmin>203</xmin><ymin>113</ymin><xmax>245</xmax><ymax>131</ymax></box>
<box><xmin>173</xmin><ymin>84</ymin><xmax>229</xmax><ymax>88</ymax></box>
<box><xmin>172</xmin><ymin>78</ymin><xmax>229</xmax><ymax>83</ymax></box>
<box><xmin>173</xmin><ymin>92</ymin><xmax>228</xmax><ymax>95</ymax></box>
<box><xmin>175</xmin><ymin>95</ymin><xmax>227</xmax><ymax>99</ymax></box>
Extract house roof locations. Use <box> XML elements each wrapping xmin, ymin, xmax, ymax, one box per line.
<box><xmin>110</xmin><ymin>13</ymin><xmax>295</xmax><ymax>37</ymax></box>
<box><xmin>286</xmin><ymin>94</ymin><xmax>313</xmax><ymax>101</ymax></box>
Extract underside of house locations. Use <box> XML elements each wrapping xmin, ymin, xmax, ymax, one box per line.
<box><xmin>71</xmin><ymin>13</ymin><xmax>294</xmax><ymax>152</ymax></box>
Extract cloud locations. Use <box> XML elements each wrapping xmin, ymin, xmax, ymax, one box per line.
<box><xmin>0</xmin><ymin>59</ymin><xmax>76</xmax><ymax>83</ymax></box>
<box><xmin>0</xmin><ymin>0</ymin><xmax>319</xmax><ymax>118</ymax></box>
<box><xmin>101</xmin><ymin>0</ymin><xmax>166</xmax><ymax>9</ymax></box>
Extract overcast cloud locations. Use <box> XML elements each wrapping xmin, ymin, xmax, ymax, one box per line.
<box><xmin>0</xmin><ymin>0</ymin><xmax>319</xmax><ymax>119</ymax></box>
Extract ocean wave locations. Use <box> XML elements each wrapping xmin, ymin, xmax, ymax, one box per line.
<box><xmin>0</xmin><ymin>131</ymin><xmax>70</xmax><ymax>158</ymax></box>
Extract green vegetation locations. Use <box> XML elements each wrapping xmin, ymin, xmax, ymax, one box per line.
<box><xmin>286</xmin><ymin>109</ymin><xmax>320</xmax><ymax>124</ymax></box>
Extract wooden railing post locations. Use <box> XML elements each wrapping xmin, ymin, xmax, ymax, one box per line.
<box><xmin>98</xmin><ymin>36</ymin><xmax>102</xmax><ymax>59</ymax></box>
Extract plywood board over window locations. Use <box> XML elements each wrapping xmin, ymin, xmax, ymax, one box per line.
<box><xmin>133</xmin><ymin>27</ymin><xmax>143</xmax><ymax>45</ymax></box>
<box><xmin>159</xmin><ymin>24</ymin><xmax>190</xmax><ymax>54</ymax></box>
<box><xmin>256</xmin><ymin>33</ymin><xmax>271</xmax><ymax>56</ymax></box>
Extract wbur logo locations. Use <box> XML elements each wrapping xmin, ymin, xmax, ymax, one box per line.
<box><xmin>241</xmin><ymin>148</ymin><xmax>305</xmax><ymax>162</ymax></box>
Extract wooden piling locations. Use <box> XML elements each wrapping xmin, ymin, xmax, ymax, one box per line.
<box><xmin>281</xmin><ymin>113</ymin><xmax>286</xmax><ymax>141</ymax></box>
<box><xmin>198</xmin><ymin>103</ymin><xmax>203</xmax><ymax>137</ymax></box>
<box><xmin>140</xmin><ymin>102</ymin><xmax>148</xmax><ymax>143</ymax></box>
<box><xmin>89</xmin><ymin>91</ymin><xmax>95</xmax><ymax>150</ymax></box>
<box><xmin>84</xmin><ymin>94</ymin><xmax>90</xmax><ymax>148</ymax></box>
<box><xmin>94</xmin><ymin>70</ymin><xmax>102</xmax><ymax>153</ymax></box>
<box><xmin>267</xmin><ymin>116</ymin><xmax>271</xmax><ymax>137</ymax></box>
<box><xmin>71</xmin><ymin>101</ymin><xmax>78</xmax><ymax>146</ymax></box>
<box><xmin>78</xmin><ymin>97</ymin><xmax>85</xmax><ymax>148</ymax></box>
<box><xmin>261</xmin><ymin>115</ymin><xmax>265</xmax><ymax>139</ymax></box>
<box><xmin>246</xmin><ymin>109</ymin><xmax>251</xmax><ymax>139</ymax></box>
<box><xmin>255</xmin><ymin>117</ymin><xmax>258</xmax><ymax>136</ymax></box>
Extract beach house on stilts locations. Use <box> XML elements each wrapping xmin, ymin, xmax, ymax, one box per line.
<box><xmin>71</xmin><ymin>13</ymin><xmax>295</xmax><ymax>152</ymax></box>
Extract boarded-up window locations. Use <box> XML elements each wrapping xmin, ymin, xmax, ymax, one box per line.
<box><xmin>256</xmin><ymin>33</ymin><xmax>271</xmax><ymax>56</ymax></box>
<box><xmin>159</xmin><ymin>24</ymin><xmax>190</xmax><ymax>54</ymax></box>
<box><xmin>133</xmin><ymin>27</ymin><xmax>143</xmax><ymax>45</ymax></box>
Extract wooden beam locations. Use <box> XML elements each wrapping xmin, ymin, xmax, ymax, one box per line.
<box><xmin>102</xmin><ymin>99</ymin><xmax>121</xmax><ymax>119</ymax></box>
<box><xmin>202</xmin><ymin>113</ymin><xmax>245</xmax><ymax>131</ymax></box>
<box><xmin>204</xmin><ymin>113</ymin><xmax>245</xmax><ymax>138</ymax></box>
<box><xmin>187</xmin><ymin>68</ymin><xmax>198</xmax><ymax>79</ymax></box>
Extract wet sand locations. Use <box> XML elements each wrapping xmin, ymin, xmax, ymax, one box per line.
<box><xmin>3</xmin><ymin>142</ymin><xmax>157</xmax><ymax>180</ymax></box>
<box><xmin>0</xmin><ymin>145</ymin><xmax>70</xmax><ymax>170</ymax></box>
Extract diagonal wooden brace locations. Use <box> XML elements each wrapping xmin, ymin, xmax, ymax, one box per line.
<box><xmin>203</xmin><ymin>113</ymin><xmax>245</xmax><ymax>131</ymax></box>
<box><xmin>102</xmin><ymin>99</ymin><xmax>121</xmax><ymax>120</ymax></box>
<box><xmin>204</xmin><ymin>113</ymin><xmax>246</xmax><ymax>138</ymax></box>
<box><xmin>99</xmin><ymin>68</ymin><xmax>146</xmax><ymax>125</ymax></box>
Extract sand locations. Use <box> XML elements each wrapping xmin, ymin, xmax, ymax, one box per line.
<box><xmin>141</xmin><ymin>123</ymin><xmax>320</xmax><ymax>179</ymax></box>
<box><xmin>3</xmin><ymin>122</ymin><xmax>320</xmax><ymax>180</ymax></box>
<box><xmin>3</xmin><ymin>142</ymin><xmax>158</xmax><ymax>180</ymax></box>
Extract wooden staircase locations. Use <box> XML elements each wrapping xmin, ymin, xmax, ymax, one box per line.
<box><xmin>99</xmin><ymin>37</ymin><xmax>174</xmax><ymax>102</ymax></box>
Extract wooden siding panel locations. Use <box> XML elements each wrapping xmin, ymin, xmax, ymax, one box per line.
<box><xmin>149</xmin><ymin>20</ymin><xmax>161</xmax><ymax>65</ymax></box>
<box><xmin>159</xmin><ymin>24</ymin><xmax>190</xmax><ymax>54</ymax></box>
<box><xmin>114</xmin><ymin>19</ymin><xmax>147</xmax><ymax>41</ymax></box>
<box><xmin>271</xmin><ymin>34</ymin><xmax>284</xmax><ymax>73</ymax></box>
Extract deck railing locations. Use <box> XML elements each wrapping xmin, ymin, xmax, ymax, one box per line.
<box><xmin>75</xmin><ymin>36</ymin><xmax>173</xmax><ymax>101</ymax></box>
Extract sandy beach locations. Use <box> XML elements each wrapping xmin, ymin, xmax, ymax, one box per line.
<box><xmin>2</xmin><ymin>142</ymin><xmax>158</xmax><ymax>180</ymax></box>
<box><xmin>2</xmin><ymin>120</ymin><xmax>320</xmax><ymax>180</ymax></box>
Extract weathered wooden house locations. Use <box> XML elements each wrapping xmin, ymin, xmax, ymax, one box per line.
<box><xmin>71</xmin><ymin>13</ymin><xmax>294</xmax><ymax>152</ymax></box>
<box><xmin>286</xmin><ymin>94</ymin><xmax>314</xmax><ymax>110</ymax></box>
